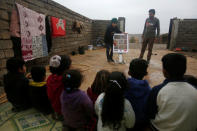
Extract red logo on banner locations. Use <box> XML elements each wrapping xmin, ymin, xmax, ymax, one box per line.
<box><xmin>51</xmin><ymin>16</ymin><xmax>66</xmax><ymax>37</ymax></box>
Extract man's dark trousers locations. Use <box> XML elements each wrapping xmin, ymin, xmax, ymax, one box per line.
<box><xmin>139</xmin><ymin>37</ymin><xmax>155</xmax><ymax>62</ymax></box>
<box><xmin>106</xmin><ymin>43</ymin><xmax>113</xmax><ymax>61</ymax></box>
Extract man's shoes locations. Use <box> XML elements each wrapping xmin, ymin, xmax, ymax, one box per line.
<box><xmin>107</xmin><ymin>59</ymin><xmax>115</xmax><ymax>63</ymax></box>
<box><xmin>110</xmin><ymin>59</ymin><xmax>115</xmax><ymax>62</ymax></box>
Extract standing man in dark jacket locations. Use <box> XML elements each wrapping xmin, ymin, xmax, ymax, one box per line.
<box><xmin>104</xmin><ymin>18</ymin><xmax>121</xmax><ymax>62</ymax></box>
<box><xmin>139</xmin><ymin>9</ymin><xmax>160</xmax><ymax>64</ymax></box>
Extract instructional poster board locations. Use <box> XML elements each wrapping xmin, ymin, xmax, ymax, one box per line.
<box><xmin>113</xmin><ymin>33</ymin><xmax>129</xmax><ymax>53</ymax></box>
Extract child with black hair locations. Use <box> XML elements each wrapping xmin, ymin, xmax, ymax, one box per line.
<box><xmin>87</xmin><ymin>70</ymin><xmax>110</xmax><ymax>104</ymax></box>
<box><xmin>61</xmin><ymin>70</ymin><xmax>94</xmax><ymax>131</ymax></box>
<box><xmin>124</xmin><ymin>58</ymin><xmax>151</xmax><ymax>130</ymax></box>
<box><xmin>86</xmin><ymin>70</ymin><xmax>110</xmax><ymax>131</ymax></box>
<box><xmin>3</xmin><ymin>57</ymin><xmax>31</xmax><ymax>111</ymax></box>
<box><xmin>147</xmin><ymin>53</ymin><xmax>197</xmax><ymax>131</ymax></box>
<box><xmin>29</xmin><ymin>66</ymin><xmax>52</xmax><ymax>114</ymax></box>
<box><xmin>47</xmin><ymin>55</ymin><xmax>71</xmax><ymax>119</ymax></box>
<box><xmin>95</xmin><ymin>71</ymin><xmax>135</xmax><ymax>131</ymax></box>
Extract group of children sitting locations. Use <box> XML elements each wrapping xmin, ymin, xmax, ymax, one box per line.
<box><xmin>3</xmin><ymin>53</ymin><xmax>197</xmax><ymax>131</ymax></box>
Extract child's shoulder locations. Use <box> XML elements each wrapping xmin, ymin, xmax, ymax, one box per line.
<box><xmin>21</xmin><ymin>74</ymin><xmax>29</xmax><ymax>82</ymax></box>
<box><xmin>14</xmin><ymin>72</ymin><xmax>29</xmax><ymax>81</ymax></box>
<box><xmin>49</xmin><ymin>74</ymin><xmax>63</xmax><ymax>78</ymax></box>
<box><xmin>29</xmin><ymin>81</ymin><xmax>47</xmax><ymax>88</ymax></box>
<box><xmin>87</xmin><ymin>87</ymin><xmax>94</xmax><ymax>96</ymax></box>
<box><xmin>79</xmin><ymin>90</ymin><xmax>89</xmax><ymax>97</ymax></box>
<box><xmin>47</xmin><ymin>74</ymin><xmax>63</xmax><ymax>81</ymax></box>
<box><xmin>97</xmin><ymin>93</ymin><xmax>105</xmax><ymax>101</ymax></box>
<box><xmin>128</xmin><ymin>77</ymin><xmax>149</xmax><ymax>85</ymax></box>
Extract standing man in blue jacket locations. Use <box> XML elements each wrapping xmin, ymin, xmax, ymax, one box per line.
<box><xmin>104</xmin><ymin>18</ymin><xmax>121</xmax><ymax>62</ymax></box>
<box><xmin>139</xmin><ymin>9</ymin><xmax>160</xmax><ymax>64</ymax></box>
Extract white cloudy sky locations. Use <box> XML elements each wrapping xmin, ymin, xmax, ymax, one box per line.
<box><xmin>53</xmin><ymin>0</ymin><xmax>197</xmax><ymax>34</ymax></box>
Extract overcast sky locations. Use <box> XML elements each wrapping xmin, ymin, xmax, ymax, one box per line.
<box><xmin>53</xmin><ymin>0</ymin><xmax>197</xmax><ymax>34</ymax></box>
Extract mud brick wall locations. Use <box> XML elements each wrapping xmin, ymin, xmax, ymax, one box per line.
<box><xmin>92</xmin><ymin>18</ymin><xmax>125</xmax><ymax>44</ymax></box>
<box><xmin>0</xmin><ymin>0</ymin><xmax>93</xmax><ymax>86</ymax></box>
<box><xmin>92</xmin><ymin>20</ymin><xmax>111</xmax><ymax>44</ymax></box>
<box><xmin>0</xmin><ymin>0</ymin><xmax>12</xmax><ymax>86</ymax></box>
<box><xmin>0</xmin><ymin>0</ymin><xmax>122</xmax><ymax>86</ymax></box>
<box><xmin>159</xmin><ymin>33</ymin><xmax>168</xmax><ymax>44</ymax></box>
<box><xmin>175</xmin><ymin>19</ymin><xmax>197</xmax><ymax>50</ymax></box>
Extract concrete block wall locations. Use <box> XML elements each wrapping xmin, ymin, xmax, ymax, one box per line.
<box><xmin>0</xmin><ymin>0</ymin><xmax>125</xmax><ymax>86</ymax></box>
<box><xmin>0</xmin><ymin>0</ymin><xmax>92</xmax><ymax>86</ymax></box>
<box><xmin>92</xmin><ymin>20</ymin><xmax>111</xmax><ymax>44</ymax></box>
<box><xmin>176</xmin><ymin>19</ymin><xmax>197</xmax><ymax>49</ymax></box>
<box><xmin>92</xmin><ymin>18</ymin><xmax>126</xmax><ymax>45</ymax></box>
<box><xmin>169</xmin><ymin>19</ymin><xmax>197</xmax><ymax>50</ymax></box>
<box><xmin>0</xmin><ymin>0</ymin><xmax>13</xmax><ymax>86</ymax></box>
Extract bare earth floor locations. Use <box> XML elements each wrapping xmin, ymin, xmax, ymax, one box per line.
<box><xmin>0</xmin><ymin>44</ymin><xmax>197</xmax><ymax>130</ymax></box>
<box><xmin>69</xmin><ymin>44</ymin><xmax>197</xmax><ymax>90</ymax></box>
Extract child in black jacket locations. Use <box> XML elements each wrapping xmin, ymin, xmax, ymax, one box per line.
<box><xmin>3</xmin><ymin>57</ymin><xmax>31</xmax><ymax>111</ymax></box>
<box><xmin>29</xmin><ymin>66</ymin><xmax>52</xmax><ymax>114</ymax></box>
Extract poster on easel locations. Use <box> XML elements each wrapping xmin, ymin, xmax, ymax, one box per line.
<box><xmin>113</xmin><ymin>33</ymin><xmax>129</xmax><ymax>53</ymax></box>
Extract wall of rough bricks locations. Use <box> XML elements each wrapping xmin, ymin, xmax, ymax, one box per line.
<box><xmin>0</xmin><ymin>0</ymin><xmax>124</xmax><ymax>86</ymax></box>
<box><xmin>176</xmin><ymin>19</ymin><xmax>197</xmax><ymax>50</ymax></box>
<box><xmin>92</xmin><ymin>20</ymin><xmax>111</xmax><ymax>44</ymax></box>
<box><xmin>92</xmin><ymin>18</ymin><xmax>125</xmax><ymax>45</ymax></box>
<box><xmin>169</xmin><ymin>19</ymin><xmax>197</xmax><ymax>50</ymax></box>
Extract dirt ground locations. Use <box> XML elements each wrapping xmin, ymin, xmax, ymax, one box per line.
<box><xmin>0</xmin><ymin>43</ymin><xmax>197</xmax><ymax>104</ymax></box>
<box><xmin>54</xmin><ymin>43</ymin><xmax>197</xmax><ymax>91</ymax></box>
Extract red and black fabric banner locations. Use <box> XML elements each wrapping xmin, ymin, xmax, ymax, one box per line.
<box><xmin>51</xmin><ymin>16</ymin><xmax>66</xmax><ymax>37</ymax></box>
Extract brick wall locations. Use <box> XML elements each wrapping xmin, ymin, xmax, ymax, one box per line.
<box><xmin>0</xmin><ymin>0</ymin><xmax>94</xmax><ymax>85</ymax></box>
<box><xmin>92</xmin><ymin>20</ymin><xmax>111</xmax><ymax>44</ymax></box>
<box><xmin>176</xmin><ymin>19</ymin><xmax>197</xmax><ymax>49</ymax></box>
<box><xmin>0</xmin><ymin>0</ymin><xmax>11</xmax><ymax>86</ymax></box>
<box><xmin>160</xmin><ymin>33</ymin><xmax>168</xmax><ymax>44</ymax></box>
<box><xmin>0</xmin><ymin>0</ymin><xmax>125</xmax><ymax>86</ymax></box>
<box><xmin>169</xmin><ymin>19</ymin><xmax>197</xmax><ymax>50</ymax></box>
<box><xmin>92</xmin><ymin>18</ymin><xmax>126</xmax><ymax>45</ymax></box>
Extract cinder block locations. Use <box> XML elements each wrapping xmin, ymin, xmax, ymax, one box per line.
<box><xmin>0</xmin><ymin>68</ymin><xmax>7</xmax><ymax>78</ymax></box>
<box><xmin>0</xmin><ymin>30</ymin><xmax>10</xmax><ymax>39</ymax></box>
<box><xmin>0</xmin><ymin>51</ymin><xmax>5</xmax><ymax>59</ymax></box>
<box><xmin>0</xmin><ymin>10</ymin><xmax>9</xmax><ymax>20</ymax></box>
<box><xmin>0</xmin><ymin>20</ymin><xmax>9</xmax><ymax>30</ymax></box>
<box><xmin>0</xmin><ymin>1</ymin><xmax>8</xmax><ymax>10</ymax></box>
<box><xmin>4</xmin><ymin>49</ymin><xmax>14</xmax><ymax>58</ymax></box>
<box><xmin>0</xmin><ymin>40</ymin><xmax>13</xmax><ymax>49</ymax></box>
<box><xmin>0</xmin><ymin>59</ymin><xmax>6</xmax><ymax>68</ymax></box>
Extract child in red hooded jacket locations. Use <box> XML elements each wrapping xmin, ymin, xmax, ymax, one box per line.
<box><xmin>47</xmin><ymin>55</ymin><xmax>71</xmax><ymax>120</ymax></box>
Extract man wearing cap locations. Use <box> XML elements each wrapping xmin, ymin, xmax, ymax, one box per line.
<box><xmin>104</xmin><ymin>18</ymin><xmax>122</xmax><ymax>62</ymax></box>
<box><xmin>139</xmin><ymin>9</ymin><xmax>160</xmax><ymax>64</ymax></box>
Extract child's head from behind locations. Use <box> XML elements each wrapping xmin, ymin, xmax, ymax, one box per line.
<box><xmin>105</xmin><ymin>72</ymin><xmax>127</xmax><ymax>102</ymax></box>
<box><xmin>101</xmin><ymin>71</ymin><xmax>127</xmax><ymax>129</ymax></box>
<box><xmin>49</xmin><ymin>55</ymin><xmax>71</xmax><ymax>75</ymax></box>
<box><xmin>108</xmin><ymin>71</ymin><xmax>128</xmax><ymax>91</ymax></box>
<box><xmin>162</xmin><ymin>53</ymin><xmax>186</xmax><ymax>79</ymax></box>
<box><xmin>31</xmin><ymin>66</ymin><xmax>46</xmax><ymax>82</ymax></box>
<box><xmin>62</xmin><ymin>69</ymin><xmax>83</xmax><ymax>93</ymax></box>
<box><xmin>91</xmin><ymin>70</ymin><xmax>110</xmax><ymax>95</ymax></box>
<box><xmin>6</xmin><ymin>57</ymin><xmax>26</xmax><ymax>74</ymax></box>
<box><xmin>129</xmin><ymin>58</ymin><xmax>148</xmax><ymax>80</ymax></box>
